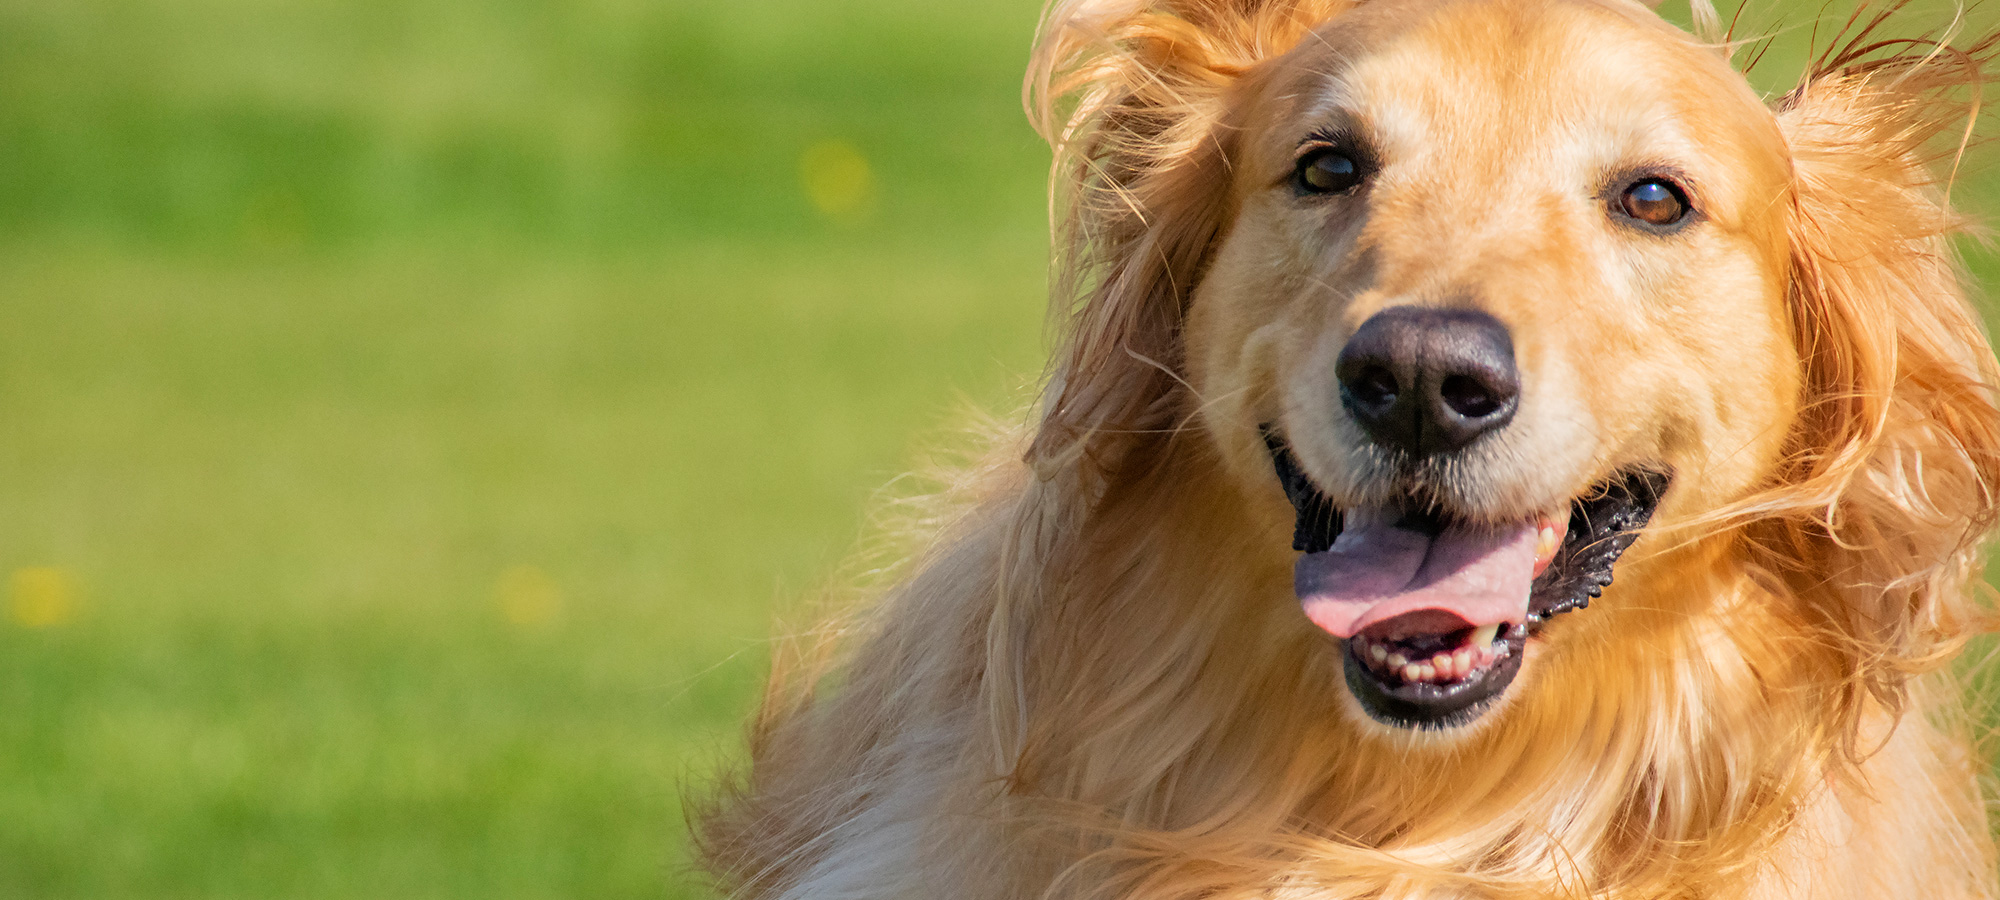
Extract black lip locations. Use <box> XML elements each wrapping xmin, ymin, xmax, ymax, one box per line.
<box><xmin>1265</xmin><ymin>429</ymin><xmax>1342</xmax><ymax>552</ymax></box>
<box><xmin>1342</xmin><ymin>627</ymin><xmax>1527</xmax><ymax>730</ymax></box>
<box><xmin>1526</xmin><ymin>468</ymin><xmax>1670</xmax><ymax>625</ymax></box>
<box><xmin>1262</xmin><ymin>425</ymin><xmax>1671</xmax><ymax>728</ymax></box>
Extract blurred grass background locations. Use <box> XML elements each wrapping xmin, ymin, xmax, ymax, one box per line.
<box><xmin>0</xmin><ymin>0</ymin><xmax>1049</xmax><ymax>896</ymax></box>
<box><xmin>0</xmin><ymin>0</ymin><xmax>1995</xmax><ymax>897</ymax></box>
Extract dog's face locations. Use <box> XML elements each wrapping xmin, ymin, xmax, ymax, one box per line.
<box><xmin>1188</xmin><ymin>0</ymin><xmax>1803</xmax><ymax>729</ymax></box>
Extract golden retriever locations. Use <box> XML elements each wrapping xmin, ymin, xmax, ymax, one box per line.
<box><xmin>699</xmin><ymin>0</ymin><xmax>2000</xmax><ymax>896</ymax></box>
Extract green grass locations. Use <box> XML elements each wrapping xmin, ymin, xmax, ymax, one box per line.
<box><xmin>0</xmin><ymin>238</ymin><xmax>1050</xmax><ymax>898</ymax></box>
<box><xmin>2</xmin><ymin>0</ymin><xmax>1998</xmax><ymax>896</ymax></box>
<box><xmin>0</xmin><ymin>1</ymin><xmax>1051</xmax><ymax>893</ymax></box>
<box><xmin>0</xmin><ymin>0</ymin><xmax>1049</xmax><ymax>247</ymax></box>
<box><xmin>0</xmin><ymin>239</ymin><xmax>1044</xmax><ymax>897</ymax></box>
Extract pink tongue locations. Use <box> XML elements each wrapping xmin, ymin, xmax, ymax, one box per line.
<box><xmin>1294</xmin><ymin>513</ymin><xmax>1538</xmax><ymax>638</ymax></box>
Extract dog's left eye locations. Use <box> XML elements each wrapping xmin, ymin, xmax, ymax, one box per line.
<box><xmin>1296</xmin><ymin>148</ymin><xmax>1363</xmax><ymax>194</ymax></box>
<box><xmin>1618</xmin><ymin>178</ymin><xmax>1690</xmax><ymax>226</ymax></box>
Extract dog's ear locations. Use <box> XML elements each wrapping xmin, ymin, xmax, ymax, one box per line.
<box><xmin>1757</xmin><ymin>30</ymin><xmax>2000</xmax><ymax>725</ymax></box>
<box><xmin>1022</xmin><ymin>0</ymin><xmax>1353</xmax><ymax>483</ymax></box>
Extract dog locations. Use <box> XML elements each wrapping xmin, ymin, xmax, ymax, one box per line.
<box><xmin>698</xmin><ymin>0</ymin><xmax>2000</xmax><ymax>896</ymax></box>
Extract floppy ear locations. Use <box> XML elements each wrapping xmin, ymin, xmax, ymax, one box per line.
<box><xmin>1755</xmin><ymin>29</ymin><xmax>2000</xmax><ymax>725</ymax></box>
<box><xmin>1022</xmin><ymin>0</ymin><xmax>1354</xmax><ymax>485</ymax></box>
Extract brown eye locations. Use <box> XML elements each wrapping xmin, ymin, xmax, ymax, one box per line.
<box><xmin>1297</xmin><ymin>149</ymin><xmax>1362</xmax><ymax>194</ymax></box>
<box><xmin>1619</xmin><ymin>178</ymin><xmax>1689</xmax><ymax>226</ymax></box>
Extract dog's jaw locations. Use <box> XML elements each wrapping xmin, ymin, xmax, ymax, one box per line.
<box><xmin>1264</xmin><ymin>426</ymin><xmax>1669</xmax><ymax>729</ymax></box>
<box><xmin>1340</xmin><ymin>623</ymin><xmax>1529</xmax><ymax>729</ymax></box>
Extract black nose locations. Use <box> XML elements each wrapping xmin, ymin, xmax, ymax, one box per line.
<box><xmin>1335</xmin><ymin>306</ymin><xmax>1519</xmax><ymax>457</ymax></box>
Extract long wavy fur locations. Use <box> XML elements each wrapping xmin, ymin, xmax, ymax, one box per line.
<box><xmin>697</xmin><ymin>2</ymin><xmax>2000</xmax><ymax>897</ymax></box>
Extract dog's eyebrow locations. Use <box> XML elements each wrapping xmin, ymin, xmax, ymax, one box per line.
<box><xmin>1285</xmin><ymin>79</ymin><xmax>1380</xmax><ymax>156</ymax></box>
<box><xmin>1297</xmin><ymin>125</ymin><xmax>1364</xmax><ymax>152</ymax></box>
<box><xmin>1295</xmin><ymin>81</ymin><xmax>1363</xmax><ymax>132</ymax></box>
<box><xmin>1292</xmin><ymin>113</ymin><xmax>1383</xmax><ymax>174</ymax></box>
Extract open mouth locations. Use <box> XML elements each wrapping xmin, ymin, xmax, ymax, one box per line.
<box><xmin>1264</xmin><ymin>428</ymin><xmax>1669</xmax><ymax>730</ymax></box>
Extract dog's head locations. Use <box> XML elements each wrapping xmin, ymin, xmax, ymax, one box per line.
<box><xmin>1028</xmin><ymin>0</ymin><xmax>2000</xmax><ymax>732</ymax></box>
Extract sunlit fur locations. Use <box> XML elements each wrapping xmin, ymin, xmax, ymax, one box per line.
<box><xmin>697</xmin><ymin>1</ymin><xmax>2000</xmax><ymax>897</ymax></box>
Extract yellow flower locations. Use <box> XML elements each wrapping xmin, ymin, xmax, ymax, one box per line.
<box><xmin>800</xmin><ymin>139</ymin><xmax>876</xmax><ymax>222</ymax></box>
<box><xmin>494</xmin><ymin>565</ymin><xmax>562</xmax><ymax>629</ymax></box>
<box><xmin>10</xmin><ymin>567</ymin><xmax>78</xmax><ymax>628</ymax></box>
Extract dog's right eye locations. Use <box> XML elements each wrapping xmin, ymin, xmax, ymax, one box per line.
<box><xmin>1616</xmin><ymin>177</ymin><xmax>1691</xmax><ymax>227</ymax></box>
<box><xmin>1296</xmin><ymin>148</ymin><xmax>1363</xmax><ymax>195</ymax></box>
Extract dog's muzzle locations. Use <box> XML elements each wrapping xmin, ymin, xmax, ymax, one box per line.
<box><xmin>1261</xmin><ymin>304</ymin><xmax>1669</xmax><ymax>730</ymax></box>
<box><xmin>1265</xmin><ymin>427</ymin><xmax>1668</xmax><ymax>728</ymax></box>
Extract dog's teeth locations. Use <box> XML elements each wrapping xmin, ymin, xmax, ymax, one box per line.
<box><xmin>1418</xmin><ymin>663</ymin><xmax>1437</xmax><ymax>681</ymax></box>
<box><xmin>1401</xmin><ymin>663</ymin><xmax>1422</xmax><ymax>681</ymax></box>
<box><xmin>1431</xmin><ymin>653</ymin><xmax>1452</xmax><ymax>675</ymax></box>
<box><xmin>1387</xmin><ymin>652</ymin><xmax>1408</xmax><ymax>669</ymax></box>
<box><xmin>1532</xmin><ymin>522</ymin><xmax>1561</xmax><ymax>575</ymax></box>
<box><xmin>1369</xmin><ymin>644</ymin><xmax>1388</xmax><ymax>664</ymax></box>
<box><xmin>1452</xmin><ymin>647</ymin><xmax>1474</xmax><ymax>674</ymax></box>
<box><xmin>1471</xmin><ymin>623</ymin><xmax>1500</xmax><ymax>647</ymax></box>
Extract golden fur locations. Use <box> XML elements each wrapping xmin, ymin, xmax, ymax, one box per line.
<box><xmin>699</xmin><ymin>1</ymin><xmax>2000</xmax><ymax>896</ymax></box>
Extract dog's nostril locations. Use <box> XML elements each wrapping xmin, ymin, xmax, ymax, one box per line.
<box><xmin>1439</xmin><ymin>374</ymin><xmax>1502</xmax><ymax>418</ymax></box>
<box><xmin>1335</xmin><ymin>305</ymin><xmax>1519</xmax><ymax>457</ymax></box>
<box><xmin>1350</xmin><ymin>366</ymin><xmax>1398</xmax><ymax>408</ymax></box>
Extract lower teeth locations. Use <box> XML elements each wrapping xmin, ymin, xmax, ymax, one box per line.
<box><xmin>1354</xmin><ymin>629</ymin><xmax>1510</xmax><ymax>684</ymax></box>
